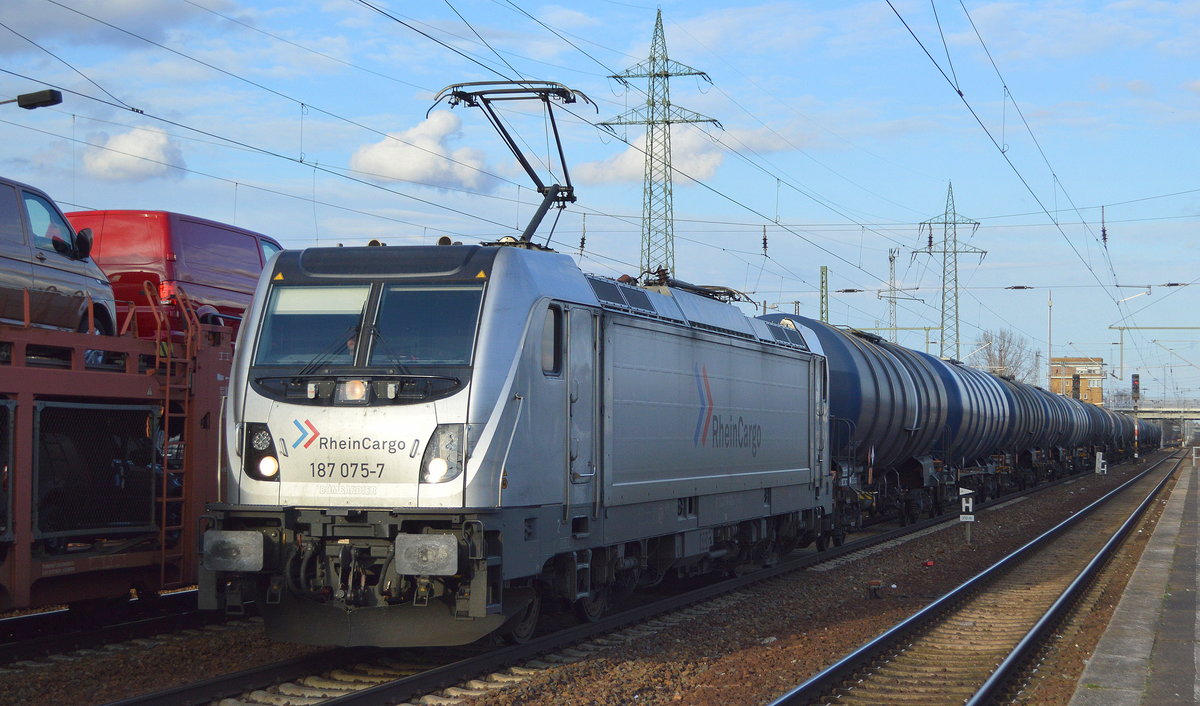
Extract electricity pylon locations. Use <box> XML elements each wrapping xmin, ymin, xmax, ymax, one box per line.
<box><xmin>599</xmin><ymin>9</ymin><xmax>720</xmax><ymax>279</ymax></box>
<box><xmin>919</xmin><ymin>182</ymin><xmax>983</xmax><ymax>360</ymax></box>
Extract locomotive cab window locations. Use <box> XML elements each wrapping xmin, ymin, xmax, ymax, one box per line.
<box><xmin>253</xmin><ymin>285</ymin><xmax>370</xmax><ymax>366</ymax></box>
<box><xmin>369</xmin><ymin>284</ymin><xmax>484</xmax><ymax>367</ymax></box>
<box><xmin>542</xmin><ymin>305</ymin><xmax>562</xmax><ymax>375</ymax></box>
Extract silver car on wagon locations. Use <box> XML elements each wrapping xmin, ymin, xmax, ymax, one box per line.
<box><xmin>0</xmin><ymin>176</ymin><xmax>116</xmax><ymax>335</ymax></box>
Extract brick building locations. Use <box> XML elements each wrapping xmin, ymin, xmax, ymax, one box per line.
<box><xmin>1050</xmin><ymin>356</ymin><xmax>1105</xmax><ymax>404</ymax></box>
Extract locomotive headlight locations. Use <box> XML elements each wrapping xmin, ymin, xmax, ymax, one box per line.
<box><xmin>243</xmin><ymin>422</ymin><xmax>281</xmax><ymax>482</ymax></box>
<box><xmin>257</xmin><ymin>455</ymin><xmax>280</xmax><ymax>478</ymax></box>
<box><xmin>335</xmin><ymin>379</ymin><xmax>369</xmax><ymax>404</ymax></box>
<box><xmin>420</xmin><ymin>423</ymin><xmax>464</xmax><ymax>483</ymax></box>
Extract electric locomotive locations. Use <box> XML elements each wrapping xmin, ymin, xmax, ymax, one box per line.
<box><xmin>199</xmin><ymin>242</ymin><xmax>832</xmax><ymax>646</ymax></box>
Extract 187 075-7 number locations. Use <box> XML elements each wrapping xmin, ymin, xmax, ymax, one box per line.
<box><xmin>309</xmin><ymin>462</ymin><xmax>385</xmax><ymax>479</ymax></box>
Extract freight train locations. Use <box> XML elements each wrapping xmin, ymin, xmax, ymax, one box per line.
<box><xmin>197</xmin><ymin>240</ymin><xmax>1157</xmax><ymax>647</ymax></box>
<box><xmin>198</xmin><ymin>80</ymin><xmax>1156</xmax><ymax>647</ymax></box>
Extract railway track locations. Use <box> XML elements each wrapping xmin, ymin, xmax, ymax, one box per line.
<box><xmin>0</xmin><ymin>590</ymin><xmax>228</xmax><ymax>667</ymax></box>
<box><xmin>770</xmin><ymin>450</ymin><xmax>1182</xmax><ymax>705</ymax></box>
<box><xmin>100</xmin><ymin>459</ymin><xmax>1126</xmax><ymax>706</ymax></box>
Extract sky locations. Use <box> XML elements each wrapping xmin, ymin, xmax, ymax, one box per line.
<box><xmin>2</xmin><ymin>0</ymin><xmax>1198</xmax><ymax>404</ymax></box>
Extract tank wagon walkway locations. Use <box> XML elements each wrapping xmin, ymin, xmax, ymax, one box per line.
<box><xmin>1070</xmin><ymin>456</ymin><xmax>1198</xmax><ymax>706</ymax></box>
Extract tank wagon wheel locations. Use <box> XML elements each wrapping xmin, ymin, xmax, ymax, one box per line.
<box><xmin>574</xmin><ymin>587</ymin><xmax>609</xmax><ymax>623</ymax></box>
<box><xmin>502</xmin><ymin>589</ymin><xmax>542</xmax><ymax>645</ymax></box>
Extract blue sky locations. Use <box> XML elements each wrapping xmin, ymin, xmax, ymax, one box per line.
<box><xmin>2</xmin><ymin>0</ymin><xmax>1198</xmax><ymax>402</ymax></box>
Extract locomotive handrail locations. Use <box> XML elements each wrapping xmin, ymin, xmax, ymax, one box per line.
<box><xmin>770</xmin><ymin>451</ymin><xmax>1179</xmax><ymax>705</ymax></box>
<box><xmin>497</xmin><ymin>392</ymin><xmax>526</xmax><ymax>505</ymax></box>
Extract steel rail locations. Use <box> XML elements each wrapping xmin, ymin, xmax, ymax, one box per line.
<box><xmin>0</xmin><ymin>590</ymin><xmax>216</xmax><ymax>666</ymax></box>
<box><xmin>968</xmin><ymin>451</ymin><xmax>1184</xmax><ymax>704</ymax></box>
<box><xmin>769</xmin><ymin>450</ymin><xmax>1179</xmax><ymax>705</ymax></box>
<box><xmin>104</xmin><ymin>647</ymin><xmax>379</xmax><ymax>706</ymax></box>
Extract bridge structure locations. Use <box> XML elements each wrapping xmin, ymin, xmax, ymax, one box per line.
<box><xmin>1107</xmin><ymin>400</ymin><xmax>1200</xmax><ymax>421</ymax></box>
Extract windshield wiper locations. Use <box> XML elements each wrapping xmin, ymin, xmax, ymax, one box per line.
<box><xmin>295</xmin><ymin>324</ymin><xmax>359</xmax><ymax>377</ymax></box>
<box><xmin>363</xmin><ymin>321</ymin><xmax>419</xmax><ymax>373</ymax></box>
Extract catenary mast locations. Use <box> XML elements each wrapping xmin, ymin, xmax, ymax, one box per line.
<box><xmin>919</xmin><ymin>183</ymin><xmax>983</xmax><ymax>360</ymax></box>
<box><xmin>600</xmin><ymin>9</ymin><xmax>720</xmax><ymax>278</ymax></box>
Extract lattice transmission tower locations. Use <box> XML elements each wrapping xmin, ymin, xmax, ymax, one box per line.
<box><xmin>919</xmin><ymin>182</ymin><xmax>984</xmax><ymax>360</ymax></box>
<box><xmin>599</xmin><ymin>9</ymin><xmax>720</xmax><ymax>278</ymax></box>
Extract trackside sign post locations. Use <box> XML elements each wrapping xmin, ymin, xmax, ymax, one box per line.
<box><xmin>960</xmin><ymin>487</ymin><xmax>976</xmax><ymax>544</ymax></box>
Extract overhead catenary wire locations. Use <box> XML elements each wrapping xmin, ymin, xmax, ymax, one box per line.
<box><xmin>885</xmin><ymin>1</ymin><xmax>1120</xmax><ymax>303</ymax></box>
<box><xmin>884</xmin><ymin>0</ymin><xmax>1175</xmax><ymax>376</ymax></box>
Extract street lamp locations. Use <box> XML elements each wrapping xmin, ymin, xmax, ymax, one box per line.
<box><xmin>0</xmin><ymin>89</ymin><xmax>63</xmax><ymax>109</ymax></box>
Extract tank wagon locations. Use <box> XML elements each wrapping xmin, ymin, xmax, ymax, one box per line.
<box><xmin>199</xmin><ymin>244</ymin><xmax>831</xmax><ymax>647</ymax></box>
<box><xmin>761</xmin><ymin>315</ymin><xmax>1158</xmax><ymax>527</ymax></box>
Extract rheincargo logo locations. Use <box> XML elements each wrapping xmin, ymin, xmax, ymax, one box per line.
<box><xmin>694</xmin><ymin>364</ymin><xmax>763</xmax><ymax>456</ymax></box>
<box><xmin>292</xmin><ymin>418</ymin><xmax>415</xmax><ymax>456</ymax></box>
<box><xmin>710</xmin><ymin>415</ymin><xmax>763</xmax><ymax>457</ymax></box>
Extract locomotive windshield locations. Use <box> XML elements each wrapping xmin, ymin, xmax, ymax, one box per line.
<box><xmin>369</xmin><ymin>284</ymin><xmax>483</xmax><ymax>366</ymax></box>
<box><xmin>253</xmin><ymin>285</ymin><xmax>370</xmax><ymax>367</ymax></box>
<box><xmin>252</xmin><ymin>282</ymin><xmax>485</xmax><ymax>369</ymax></box>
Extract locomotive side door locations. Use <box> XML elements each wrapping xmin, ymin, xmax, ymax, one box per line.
<box><xmin>564</xmin><ymin>306</ymin><xmax>598</xmax><ymax>525</ymax></box>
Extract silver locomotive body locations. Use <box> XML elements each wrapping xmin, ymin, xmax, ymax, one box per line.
<box><xmin>200</xmin><ymin>244</ymin><xmax>830</xmax><ymax>646</ymax></box>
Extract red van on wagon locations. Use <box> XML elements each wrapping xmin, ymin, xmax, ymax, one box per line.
<box><xmin>64</xmin><ymin>210</ymin><xmax>282</xmax><ymax>338</ymax></box>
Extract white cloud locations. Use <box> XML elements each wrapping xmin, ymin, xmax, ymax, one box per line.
<box><xmin>83</xmin><ymin>127</ymin><xmax>185</xmax><ymax>182</ymax></box>
<box><xmin>0</xmin><ymin>0</ymin><xmax>220</xmax><ymax>56</ymax></box>
<box><xmin>1125</xmin><ymin>80</ymin><xmax>1154</xmax><ymax>96</ymax></box>
<box><xmin>668</xmin><ymin>4</ymin><xmax>827</xmax><ymax>58</ymax></box>
<box><xmin>349</xmin><ymin>111</ymin><xmax>494</xmax><ymax>191</ymax></box>
<box><xmin>576</xmin><ymin>128</ymin><xmax>726</xmax><ymax>185</ymax></box>
<box><xmin>537</xmin><ymin>6</ymin><xmax>600</xmax><ymax>30</ymax></box>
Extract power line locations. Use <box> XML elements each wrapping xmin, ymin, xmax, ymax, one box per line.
<box><xmin>34</xmin><ymin>1</ymin><xmax>520</xmax><ymax>190</ymax></box>
<box><xmin>352</xmin><ymin>0</ymin><xmax>515</xmax><ymax>81</ymax></box>
<box><xmin>180</xmin><ymin>0</ymin><xmax>431</xmax><ymax>92</ymax></box>
<box><xmin>0</xmin><ymin>68</ymin><xmax>519</xmax><ymax>232</ymax></box>
<box><xmin>885</xmin><ymin>0</ymin><xmax>1121</xmax><ymax>305</ymax></box>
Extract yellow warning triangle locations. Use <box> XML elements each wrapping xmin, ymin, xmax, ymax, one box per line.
<box><xmin>475</xmin><ymin>270</ymin><xmax>487</xmax><ymax>279</ymax></box>
<box><xmin>273</xmin><ymin>272</ymin><xmax>284</xmax><ymax>280</ymax></box>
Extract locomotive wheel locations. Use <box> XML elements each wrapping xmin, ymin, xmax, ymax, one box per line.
<box><xmin>815</xmin><ymin>533</ymin><xmax>828</xmax><ymax>552</ymax></box>
<box><xmin>574</xmin><ymin>588</ymin><xmax>609</xmax><ymax>623</ymax></box>
<box><xmin>502</xmin><ymin>590</ymin><xmax>542</xmax><ymax>645</ymax></box>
